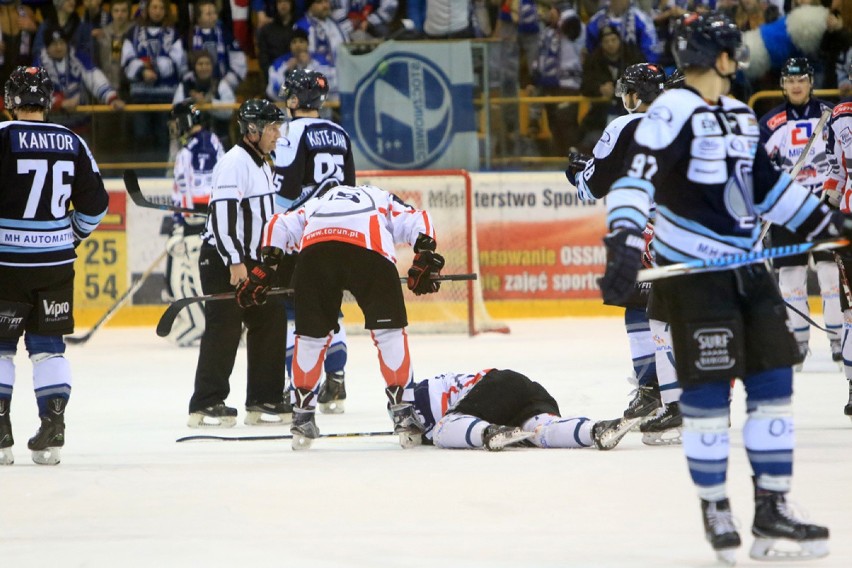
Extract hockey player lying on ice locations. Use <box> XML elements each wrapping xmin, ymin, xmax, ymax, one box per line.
<box><xmin>411</xmin><ymin>368</ymin><xmax>633</xmax><ymax>451</ymax></box>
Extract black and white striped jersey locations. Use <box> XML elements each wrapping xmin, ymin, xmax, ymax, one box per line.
<box><xmin>0</xmin><ymin>120</ymin><xmax>108</xmax><ymax>267</ymax></box>
<box><xmin>607</xmin><ymin>87</ymin><xmax>833</xmax><ymax>264</ymax></box>
<box><xmin>577</xmin><ymin>113</ymin><xmax>643</xmax><ymax>201</ymax></box>
<box><xmin>272</xmin><ymin>117</ymin><xmax>356</xmax><ymax>210</ymax></box>
<box><xmin>202</xmin><ymin>140</ymin><xmax>277</xmax><ymax>264</ymax></box>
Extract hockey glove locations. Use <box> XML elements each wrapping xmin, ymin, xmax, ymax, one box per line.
<box><xmin>565</xmin><ymin>151</ymin><xmax>592</xmax><ymax>187</ymax></box>
<box><xmin>236</xmin><ymin>263</ymin><xmax>274</xmax><ymax>308</ymax></box>
<box><xmin>598</xmin><ymin>229</ymin><xmax>645</xmax><ymax>305</ymax></box>
<box><xmin>408</xmin><ymin>234</ymin><xmax>445</xmax><ymax>296</ymax></box>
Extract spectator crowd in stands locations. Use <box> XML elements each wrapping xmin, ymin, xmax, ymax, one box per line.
<box><xmin>0</xmin><ymin>0</ymin><xmax>848</xmax><ymax>162</ymax></box>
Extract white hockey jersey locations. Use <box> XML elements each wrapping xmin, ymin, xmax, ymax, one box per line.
<box><xmin>262</xmin><ymin>183</ymin><xmax>435</xmax><ymax>262</ymax></box>
<box><xmin>412</xmin><ymin>369</ymin><xmax>492</xmax><ymax>439</ymax></box>
<box><xmin>826</xmin><ymin>100</ymin><xmax>852</xmax><ymax>213</ymax></box>
<box><xmin>173</xmin><ymin>129</ymin><xmax>225</xmax><ymax>212</ymax></box>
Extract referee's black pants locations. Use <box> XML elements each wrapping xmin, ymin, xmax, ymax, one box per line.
<box><xmin>189</xmin><ymin>244</ymin><xmax>286</xmax><ymax>412</ymax></box>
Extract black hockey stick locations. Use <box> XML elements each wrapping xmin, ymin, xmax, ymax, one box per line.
<box><xmin>155</xmin><ymin>273</ymin><xmax>477</xmax><ymax>337</ymax></box>
<box><xmin>176</xmin><ymin>430</ymin><xmax>394</xmax><ymax>442</ymax></box>
<box><xmin>66</xmin><ymin>249</ymin><xmax>169</xmax><ymax>345</ymax></box>
<box><xmin>124</xmin><ymin>169</ymin><xmax>208</xmax><ymax>215</ymax></box>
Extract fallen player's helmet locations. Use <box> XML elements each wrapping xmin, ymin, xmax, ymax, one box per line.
<box><xmin>5</xmin><ymin>66</ymin><xmax>53</xmax><ymax>112</ymax></box>
<box><xmin>281</xmin><ymin>69</ymin><xmax>329</xmax><ymax>110</ymax></box>
<box><xmin>238</xmin><ymin>98</ymin><xmax>287</xmax><ymax>136</ymax></box>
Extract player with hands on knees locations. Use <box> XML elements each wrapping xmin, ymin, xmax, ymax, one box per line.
<box><xmin>261</xmin><ymin>182</ymin><xmax>440</xmax><ymax>450</ymax></box>
<box><xmin>407</xmin><ymin>234</ymin><xmax>445</xmax><ymax>296</ymax></box>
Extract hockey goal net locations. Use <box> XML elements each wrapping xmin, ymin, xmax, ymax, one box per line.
<box><xmin>346</xmin><ymin>170</ymin><xmax>509</xmax><ymax>336</ymax></box>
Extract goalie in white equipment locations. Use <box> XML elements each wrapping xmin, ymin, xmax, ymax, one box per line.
<box><xmin>164</xmin><ymin>99</ymin><xmax>224</xmax><ymax>348</ymax></box>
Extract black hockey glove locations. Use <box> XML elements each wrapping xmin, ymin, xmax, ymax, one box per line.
<box><xmin>236</xmin><ymin>263</ymin><xmax>274</xmax><ymax>308</ymax></box>
<box><xmin>565</xmin><ymin>151</ymin><xmax>592</xmax><ymax>186</ymax></box>
<box><xmin>407</xmin><ymin>234</ymin><xmax>445</xmax><ymax>296</ymax></box>
<box><xmin>824</xmin><ymin>212</ymin><xmax>852</xmax><ymax>259</ymax></box>
<box><xmin>598</xmin><ymin>229</ymin><xmax>645</xmax><ymax>305</ymax></box>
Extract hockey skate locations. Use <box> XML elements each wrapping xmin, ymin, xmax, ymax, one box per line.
<box><xmin>290</xmin><ymin>408</ymin><xmax>320</xmax><ymax>450</ymax></box>
<box><xmin>592</xmin><ymin>416</ymin><xmax>642</xmax><ymax>450</ymax></box>
<box><xmin>750</xmin><ymin>486</ymin><xmax>830</xmax><ymax>561</ymax></box>
<box><xmin>793</xmin><ymin>341</ymin><xmax>809</xmax><ymax>372</ymax></box>
<box><xmin>28</xmin><ymin>397</ymin><xmax>66</xmax><ymax>466</ymax></box>
<box><xmin>700</xmin><ymin>498</ymin><xmax>741</xmax><ymax>566</ymax></box>
<box><xmin>187</xmin><ymin>403</ymin><xmax>237</xmax><ymax>428</ymax></box>
<box><xmin>640</xmin><ymin>402</ymin><xmax>682</xmax><ymax>446</ymax></box>
<box><xmin>386</xmin><ymin>386</ymin><xmax>424</xmax><ymax>449</ymax></box>
<box><xmin>830</xmin><ymin>339</ymin><xmax>842</xmax><ymax>370</ymax></box>
<box><xmin>482</xmin><ymin>425</ymin><xmax>534</xmax><ymax>451</ymax></box>
<box><xmin>844</xmin><ymin>380</ymin><xmax>852</xmax><ymax>423</ymax></box>
<box><xmin>244</xmin><ymin>400</ymin><xmax>293</xmax><ymax>426</ymax></box>
<box><xmin>623</xmin><ymin>381</ymin><xmax>661</xmax><ymax>426</ymax></box>
<box><xmin>0</xmin><ymin>399</ymin><xmax>13</xmax><ymax>465</ymax></box>
<box><xmin>318</xmin><ymin>371</ymin><xmax>346</xmax><ymax>414</ymax></box>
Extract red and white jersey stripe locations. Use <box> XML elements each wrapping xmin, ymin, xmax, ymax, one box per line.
<box><xmin>826</xmin><ymin>101</ymin><xmax>852</xmax><ymax>212</ymax></box>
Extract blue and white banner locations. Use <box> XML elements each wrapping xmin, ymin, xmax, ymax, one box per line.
<box><xmin>338</xmin><ymin>40</ymin><xmax>478</xmax><ymax>171</ymax></box>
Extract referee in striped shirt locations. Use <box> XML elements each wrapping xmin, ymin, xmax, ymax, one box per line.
<box><xmin>187</xmin><ymin>99</ymin><xmax>291</xmax><ymax>428</ymax></box>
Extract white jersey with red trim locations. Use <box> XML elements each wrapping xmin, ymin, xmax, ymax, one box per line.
<box><xmin>412</xmin><ymin>369</ymin><xmax>492</xmax><ymax>440</ymax></box>
<box><xmin>758</xmin><ymin>98</ymin><xmax>834</xmax><ymax>193</ymax></box>
<box><xmin>826</xmin><ymin>100</ymin><xmax>852</xmax><ymax>212</ymax></box>
<box><xmin>262</xmin><ymin>183</ymin><xmax>436</xmax><ymax>262</ymax></box>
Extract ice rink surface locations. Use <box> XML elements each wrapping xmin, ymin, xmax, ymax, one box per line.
<box><xmin>1</xmin><ymin>318</ymin><xmax>850</xmax><ymax>568</ymax></box>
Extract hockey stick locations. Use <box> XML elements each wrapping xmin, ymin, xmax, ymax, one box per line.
<box><xmin>66</xmin><ymin>249</ymin><xmax>169</xmax><ymax>345</ymax></box>
<box><xmin>124</xmin><ymin>169</ymin><xmax>208</xmax><ymax>215</ymax></box>
<box><xmin>155</xmin><ymin>273</ymin><xmax>478</xmax><ymax>337</ymax></box>
<box><xmin>782</xmin><ymin>300</ymin><xmax>839</xmax><ymax>336</ymax></box>
<box><xmin>755</xmin><ymin>108</ymin><xmax>832</xmax><ymax>245</ymax></box>
<box><xmin>637</xmin><ymin>238</ymin><xmax>849</xmax><ymax>282</ymax></box>
<box><xmin>176</xmin><ymin>430</ymin><xmax>394</xmax><ymax>443</ymax></box>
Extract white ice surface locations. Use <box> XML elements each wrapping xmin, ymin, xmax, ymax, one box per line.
<box><xmin>1</xmin><ymin>318</ymin><xmax>850</xmax><ymax>568</ymax></box>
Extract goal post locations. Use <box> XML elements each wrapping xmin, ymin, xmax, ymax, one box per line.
<box><xmin>350</xmin><ymin>169</ymin><xmax>509</xmax><ymax>336</ymax></box>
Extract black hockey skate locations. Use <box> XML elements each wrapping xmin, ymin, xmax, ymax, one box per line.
<box><xmin>0</xmin><ymin>398</ymin><xmax>13</xmax><ymax>465</ymax></box>
<box><xmin>750</xmin><ymin>487</ymin><xmax>829</xmax><ymax>561</ymax></box>
<box><xmin>639</xmin><ymin>402</ymin><xmax>682</xmax><ymax>446</ymax></box>
<box><xmin>28</xmin><ymin>397</ymin><xmax>66</xmax><ymax>466</ymax></box>
<box><xmin>844</xmin><ymin>380</ymin><xmax>852</xmax><ymax>423</ymax></box>
<box><xmin>187</xmin><ymin>402</ymin><xmax>237</xmax><ymax>428</ymax></box>
<box><xmin>244</xmin><ymin>400</ymin><xmax>293</xmax><ymax>426</ymax></box>
<box><xmin>830</xmin><ymin>339</ymin><xmax>842</xmax><ymax>370</ymax></box>
<box><xmin>700</xmin><ymin>498</ymin><xmax>741</xmax><ymax>566</ymax></box>
<box><xmin>386</xmin><ymin>386</ymin><xmax>424</xmax><ymax>449</ymax></box>
<box><xmin>482</xmin><ymin>425</ymin><xmax>534</xmax><ymax>451</ymax></box>
<box><xmin>318</xmin><ymin>371</ymin><xmax>346</xmax><ymax>414</ymax></box>
<box><xmin>623</xmin><ymin>381</ymin><xmax>661</xmax><ymax>422</ymax></box>
<box><xmin>290</xmin><ymin>408</ymin><xmax>320</xmax><ymax>451</ymax></box>
<box><xmin>592</xmin><ymin>416</ymin><xmax>641</xmax><ymax>450</ymax></box>
<box><xmin>793</xmin><ymin>341</ymin><xmax>809</xmax><ymax>372</ymax></box>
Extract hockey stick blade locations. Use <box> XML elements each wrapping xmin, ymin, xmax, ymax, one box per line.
<box><xmin>67</xmin><ymin>249</ymin><xmax>169</xmax><ymax>344</ymax></box>
<box><xmin>638</xmin><ymin>238</ymin><xmax>850</xmax><ymax>282</ymax></box>
<box><xmin>176</xmin><ymin>430</ymin><xmax>394</xmax><ymax>442</ymax></box>
<box><xmin>156</xmin><ymin>287</ymin><xmax>294</xmax><ymax>337</ymax></box>
<box><xmin>155</xmin><ymin>273</ymin><xmax>477</xmax><ymax>337</ymax></box>
<box><xmin>124</xmin><ymin>169</ymin><xmax>208</xmax><ymax>215</ymax></box>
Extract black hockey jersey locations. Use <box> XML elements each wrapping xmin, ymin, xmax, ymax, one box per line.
<box><xmin>0</xmin><ymin>120</ymin><xmax>108</xmax><ymax>267</ymax></box>
<box><xmin>607</xmin><ymin>87</ymin><xmax>831</xmax><ymax>264</ymax></box>
<box><xmin>577</xmin><ymin>113</ymin><xmax>643</xmax><ymax>201</ymax></box>
<box><xmin>272</xmin><ymin>117</ymin><xmax>356</xmax><ymax>210</ymax></box>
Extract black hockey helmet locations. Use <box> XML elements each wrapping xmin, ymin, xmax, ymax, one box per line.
<box><xmin>780</xmin><ymin>57</ymin><xmax>814</xmax><ymax>78</ymax></box>
<box><xmin>280</xmin><ymin>69</ymin><xmax>329</xmax><ymax>110</ymax></box>
<box><xmin>4</xmin><ymin>66</ymin><xmax>53</xmax><ymax>112</ymax></box>
<box><xmin>169</xmin><ymin>98</ymin><xmax>203</xmax><ymax>137</ymax></box>
<box><xmin>615</xmin><ymin>63</ymin><xmax>666</xmax><ymax>105</ymax></box>
<box><xmin>672</xmin><ymin>12</ymin><xmax>748</xmax><ymax>71</ymax></box>
<box><xmin>665</xmin><ymin>68</ymin><xmax>685</xmax><ymax>89</ymax></box>
<box><xmin>237</xmin><ymin>98</ymin><xmax>287</xmax><ymax>136</ymax></box>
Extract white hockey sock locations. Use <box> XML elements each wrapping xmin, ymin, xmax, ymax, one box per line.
<box><xmin>815</xmin><ymin>261</ymin><xmax>843</xmax><ymax>342</ymax></box>
<box><xmin>521</xmin><ymin>413</ymin><xmax>594</xmax><ymax>448</ymax></box>
<box><xmin>0</xmin><ymin>353</ymin><xmax>15</xmax><ymax>397</ymax></box>
<box><xmin>682</xmin><ymin>414</ymin><xmax>730</xmax><ymax>501</ymax></box>
<box><xmin>292</xmin><ymin>333</ymin><xmax>332</xmax><ymax>393</ymax></box>
<box><xmin>649</xmin><ymin>319</ymin><xmax>681</xmax><ymax>405</ymax></box>
<box><xmin>370</xmin><ymin>328</ymin><xmax>413</xmax><ymax>397</ymax></box>
<box><xmin>743</xmin><ymin>402</ymin><xmax>793</xmax><ymax>493</ymax></box>
<box><xmin>778</xmin><ymin>265</ymin><xmax>810</xmax><ymax>343</ymax></box>
<box><xmin>433</xmin><ymin>413</ymin><xmax>488</xmax><ymax>449</ymax></box>
<box><xmin>625</xmin><ymin>310</ymin><xmax>655</xmax><ymax>385</ymax></box>
<box><xmin>844</xmin><ymin>310</ymin><xmax>852</xmax><ymax>380</ymax></box>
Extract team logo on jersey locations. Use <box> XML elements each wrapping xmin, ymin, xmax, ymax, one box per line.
<box><xmin>791</xmin><ymin>121</ymin><xmax>813</xmax><ymax>145</ymax></box>
<box><xmin>841</xmin><ymin>127</ymin><xmax>852</xmax><ymax>148</ymax></box>
<box><xmin>724</xmin><ymin>160</ymin><xmax>756</xmax><ymax>230</ymax></box>
<box><xmin>648</xmin><ymin>106</ymin><xmax>673</xmax><ymax>123</ymax></box>
<box><xmin>352</xmin><ymin>53</ymin><xmax>453</xmax><ymax>169</ymax></box>
<box><xmin>693</xmin><ymin>327</ymin><xmax>736</xmax><ymax>371</ymax></box>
